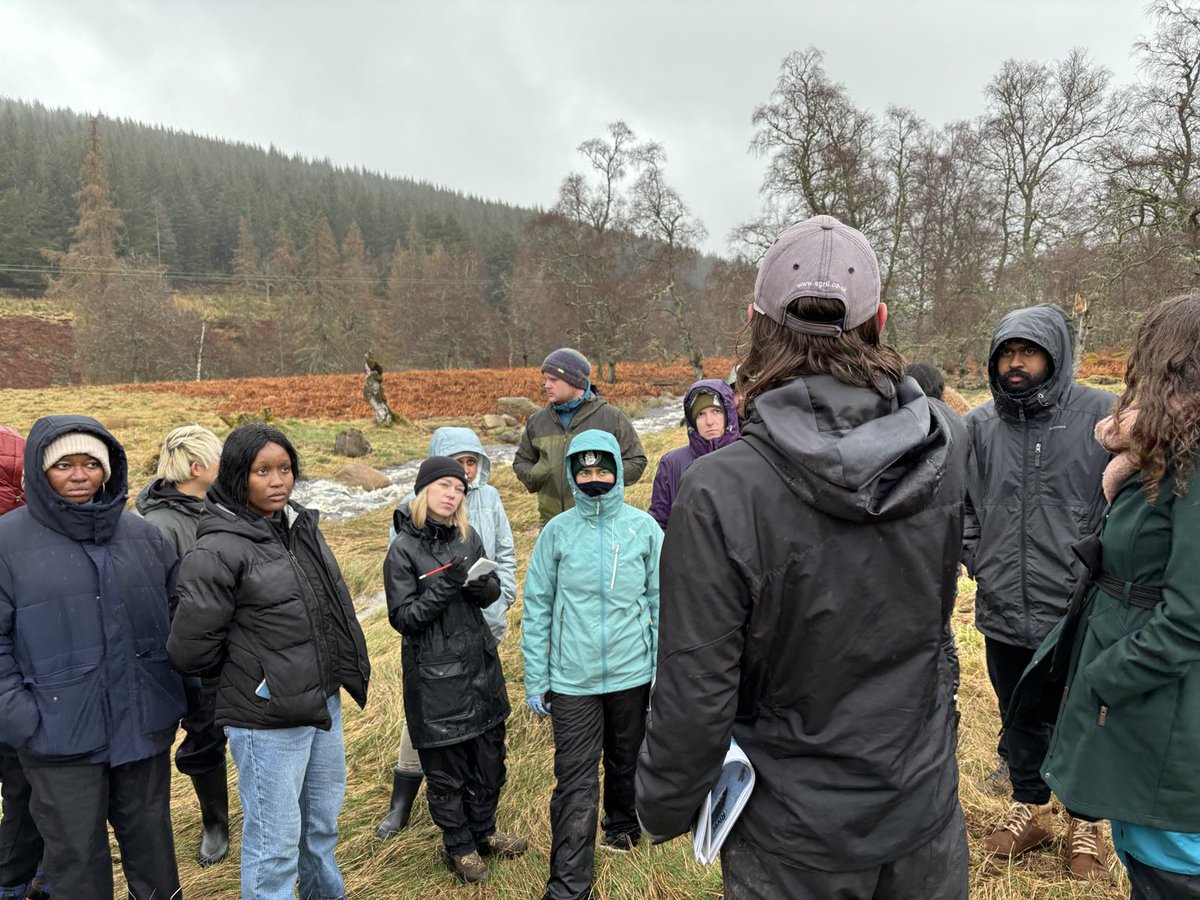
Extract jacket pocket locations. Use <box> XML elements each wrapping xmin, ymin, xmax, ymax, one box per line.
<box><xmin>136</xmin><ymin>649</ymin><xmax>186</xmax><ymax>733</ymax></box>
<box><xmin>418</xmin><ymin>652</ymin><xmax>472</xmax><ymax>724</ymax></box>
<box><xmin>26</xmin><ymin>664</ymin><xmax>106</xmax><ymax>757</ymax></box>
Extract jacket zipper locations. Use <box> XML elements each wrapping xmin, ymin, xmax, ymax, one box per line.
<box><xmin>598</xmin><ymin>515</ymin><xmax>608</xmax><ymax>690</ymax></box>
<box><xmin>286</xmin><ymin>548</ymin><xmax>332</xmax><ymax>693</ymax></box>
<box><xmin>610</xmin><ymin>543</ymin><xmax>622</xmax><ymax>590</ymax></box>
<box><xmin>1019</xmin><ymin>407</ymin><xmax>1031</xmax><ymax>643</ymax></box>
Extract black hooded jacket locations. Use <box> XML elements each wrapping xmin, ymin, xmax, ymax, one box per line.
<box><xmin>962</xmin><ymin>304</ymin><xmax>1113</xmax><ymax>648</ymax></box>
<box><xmin>636</xmin><ymin>374</ymin><xmax>968</xmax><ymax>871</ymax></box>
<box><xmin>384</xmin><ymin>506</ymin><xmax>508</xmax><ymax>749</ymax></box>
<box><xmin>0</xmin><ymin>415</ymin><xmax>185</xmax><ymax>765</ymax></box>
<box><xmin>136</xmin><ymin>478</ymin><xmax>205</xmax><ymax>558</ymax></box>
<box><xmin>167</xmin><ymin>485</ymin><xmax>370</xmax><ymax>730</ymax></box>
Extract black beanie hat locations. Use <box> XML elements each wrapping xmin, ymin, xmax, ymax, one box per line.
<box><xmin>415</xmin><ymin>456</ymin><xmax>469</xmax><ymax>494</ymax></box>
<box><xmin>570</xmin><ymin>448</ymin><xmax>617</xmax><ymax>478</ymax></box>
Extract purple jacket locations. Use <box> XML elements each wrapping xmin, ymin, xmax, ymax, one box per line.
<box><xmin>648</xmin><ymin>379</ymin><xmax>740</xmax><ymax>530</ymax></box>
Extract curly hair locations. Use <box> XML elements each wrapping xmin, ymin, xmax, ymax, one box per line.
<box><xmin>1116</xmin><ymin>294</ymin><xmax>1200</xmax><ymax>500</ymax></box>
<box><xmin>735</xmin><ymin>296</ymin><xmax>906</xmax><ymax>407</ymax></box>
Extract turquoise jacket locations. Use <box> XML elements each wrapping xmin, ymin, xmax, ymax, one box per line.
<box><xmin>521</xmin><ymin>429</ymin><xmax>662</xmax><ymax>697</ymax></box>
<box><xmin>395</xmin><ymin>428</ymin><xmax>517</xmax><ymax>641</ymax></box>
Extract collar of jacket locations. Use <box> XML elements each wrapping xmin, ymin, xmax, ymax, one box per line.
<box><xmin>986</xmin><ymin>304</ymin><xmax>1072</xmax><ymax>421</ymax></box>
<box><xmin>566</xmin><ymin>429</ymin><xmax>626</xmax><ymax>522</ymax></box>
<box><xmin>395</xmin><ymin>503</ymin><xmax>459</xmax><ymax>545</ymax></box>
<box><xmin>551</xmin><ymin>387</ymin><xmax>595</xmax><ymax>417</ymax></box>
<box><xmin>200</xmin><ymin>483</ymin><xmax>315</xmax><ymax>543</ymax></box>
<box><xmin>684</xmin><ymin>378</ymin><xmax>741</xmax><ymax>458</ymax></box>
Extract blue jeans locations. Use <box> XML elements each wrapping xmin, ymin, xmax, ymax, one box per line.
<box><xmin>226</xmin><ymin>693</ymin><xmax>347</xmax><ymax>900</ymax></box>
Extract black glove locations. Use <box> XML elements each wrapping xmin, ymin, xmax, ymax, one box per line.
<box><xmin>462</xmin><ymin>571</ymin><xmax>501</xmax><ymax>607</ymax></box>
<box><xmin>445</xmin><ymin>557</ymin><xmax>470</xmax><ymax>585</ymax></box>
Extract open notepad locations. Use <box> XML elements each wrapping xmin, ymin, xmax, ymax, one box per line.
<box><xmin>692</xmin><ymin>739</ymin><xmax>756</xmax><ymax>865</ymax></box>
<box><xmin>465</xmin><ymin>557</ymin><xmax>498</xmax><ymax>584</ymax></box>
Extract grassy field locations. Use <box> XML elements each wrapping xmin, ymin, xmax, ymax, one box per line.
<box><xmin>0</xmin><ymin>381</ymin><xmax>1131</xmax><ymax>899</ymax></box>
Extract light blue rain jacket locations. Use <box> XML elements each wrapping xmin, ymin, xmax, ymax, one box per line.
<box><xmin>394</xmin><ymin>427</ymin><xmax>517</xmax><ymax>641</ymax></box>
<box><xmin>521</xmin><ymin>429</ymin><xmax>662</xmax><ymax>697</ymax></box>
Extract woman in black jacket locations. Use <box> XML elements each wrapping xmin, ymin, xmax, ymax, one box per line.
<box><xmin>385</xmin><ymin>456</ymin><xmax>525</xmax><ymax>884</ymax></box>
<box><xmin>168</xmin><ymin>424</ymin><xmax>370</xmax><ymax>900</ymax></box>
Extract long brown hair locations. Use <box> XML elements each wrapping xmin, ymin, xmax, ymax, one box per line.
<box><xmin>735</xmin><ymin>296</ymin><xmax>906</xmax><ymax>407</ymax></box>
<box><xmin>1117</xmin><ymin>293</ymin><xmax>1200</xmax><ymax>500</ymax></box>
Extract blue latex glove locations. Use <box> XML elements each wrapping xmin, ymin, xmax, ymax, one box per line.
<box><xmin>526</xmin><ymin>693</ymin><xmax>551</xmax><ymax>717</ymax></box>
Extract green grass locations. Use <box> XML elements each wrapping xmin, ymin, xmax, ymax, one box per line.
<box><xmin>0</xmin><ymin>383</ymin><xmax>1131</xmax><ymax>898</ymax></box>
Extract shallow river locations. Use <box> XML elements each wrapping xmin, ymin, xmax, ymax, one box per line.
<box><xmin>292</xmin><ymin>398</ymin><xmax>684</xmax><ymax>522</ymax></box>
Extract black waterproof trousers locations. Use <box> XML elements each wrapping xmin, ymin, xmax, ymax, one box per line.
<box><xmin>985</xmin><ymin>637</ymin><xmax>1051</xmax><ymax>804</ymax></box>
<box><xmin>174</xmin><ymin>679</ymin><xmax>227</xmax><ymax>777</ymax></box>
<box><xmin>544</xmin><ymin>682</ymin><xmax>650</xmax><ymax>900</ymax></box>
<box><xmin>22</xmin><ymin>750</ymin><xmax>180</xmax><ymax>900</ymax></box>
<box><xmin>1127</xmin><ymin>855</ymin><xmax>1200</xmax><ymax>900</ymax></box>
<box><xmin>417</xmin><ymin>721</ymin><xmax>507</xmax><ymax>857</ymax></box>
<box><xmin>0</xmin><ymin>744</ymin><xmax>42</xmax><ymax>891</ymax></box>
<box><xmin>721</xmin><ymin>803</ymin><xmax>969</xmax><ymax>899</ymax></box>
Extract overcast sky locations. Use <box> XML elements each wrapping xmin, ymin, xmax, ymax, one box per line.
<box><xmin>1</xmin><ymin>0</ymin><xmax>1152</xmax><ymax>255</ymax></box>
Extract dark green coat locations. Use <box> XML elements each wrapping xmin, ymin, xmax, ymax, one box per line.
<box><xmin>513</xmin><ymin>395</ymin><xmax>647</xmax><ymax>524</ymax></box>
<box><xmin>1034</xmin><ymin>466</ymin><xmax>1200</xmax><ymax>831</ymax></box>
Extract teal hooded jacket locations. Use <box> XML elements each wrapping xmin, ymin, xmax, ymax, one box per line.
<box><xmin>521</xmin><ymin>429</ymin><xmax>662</xmax><ymax>697</ymax></box>
<box><xmin>395</xmin><ymin>427</ymin><xmax>517</xmax><ymax>641</ymax></box>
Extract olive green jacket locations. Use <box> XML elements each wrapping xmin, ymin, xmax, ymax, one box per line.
<box><xmin>513</xmin><ymin>396</ymin><xmax>647</xmax><ymax>524</ymax></box>
<box><xmin>1032</xmin><ymin>466</ymin><xmax>1200</xmax><ymax>831</ymax></box>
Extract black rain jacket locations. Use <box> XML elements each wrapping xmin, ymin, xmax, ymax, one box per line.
<box><xmin>962</xmin><ymin>304</ymin><xmax>1113</xmax><ymax>648</ymax></box>
<box><xmin>168</xmin><ymin>485</ymin><xmax>370</xmax><ymax>730</ymax></box>
<box><xmin>384</xmin><ymin>506</ymin><xmax>508</xmax><ymax>749</ymax></box>
<box><xmin>636</xmin><ymin>374</ymin><xmax>968</xmax><ymax>871</ymax></box>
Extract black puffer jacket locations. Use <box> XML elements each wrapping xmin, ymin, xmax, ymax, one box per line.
<box><xmin>385</xmin><ymin>506</ymin><xmax>507</xmax><ymax>749</ymax></box>
<box><xmin>167</xmin><ymin>486</ymin><xmax>370</xmax><ymax>730</ymax></box>
<box><xmin>636</xmin><ymin>375</ymin><xmax>968</xmax><ymax>871</ymax></box>
<box><xmin>962</xmin><ymin>304</ymin><xmax>1113</xmax><ymax>648</ymax></box>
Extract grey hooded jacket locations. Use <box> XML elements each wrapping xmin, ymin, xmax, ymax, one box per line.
<box><xmin>962</xmin><ymin>304</ymin><xmax>1113</xmax><ymax>649</ymax></box>
<box><xmin>637</xmin><ymin>374</ymin><xmax>967</xmax><ymax>871</ymax></box>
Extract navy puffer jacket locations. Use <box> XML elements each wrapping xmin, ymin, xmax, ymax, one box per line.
<box><xmin>0</xmin><ymin>415</ymin><xmax>186</xmax><ymax>765</ymax></box>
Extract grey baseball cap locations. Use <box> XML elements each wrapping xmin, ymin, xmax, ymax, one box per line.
<box><xmin>752</xmin><ymin>214</ymin><xmax>881</xmax><ymax>337</ymax></box>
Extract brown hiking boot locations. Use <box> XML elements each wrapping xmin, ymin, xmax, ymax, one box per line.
<box><xmin>1066</xmin><ymin>817</ymin><xmax>1110</xmax><ymax>880</ymax></box>
<box><xmin>448</xmin><ymin>849</ymin><xmax>489</xmax><ymax>884</ymax></box>
<box><xmin>980</xmin><ymin>801</ymin><xmax>1054</xmax><ymax>858</ymax></box>
<box><xmin>478</xmin><ymin>831</ymin><xmax>529</xmax><ymax>859</ymax></box>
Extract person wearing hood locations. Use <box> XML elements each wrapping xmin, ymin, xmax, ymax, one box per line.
<box><xmin>521</xmin><ymin>429</ymin><xmax>662</xmax><ymax>900</ymax></box>
<box><xmin>0</xmin><ymin>416</ymin><xmax>186</xmax><ymax>900</ymax></box>
<box><xmin>136</xmin><ymin>423</ymin><xmax>231</xmax><ymax>868</ymax></box>
<box><xmin>375</xmin><ymin>427</ymin><xmax>518</xmax><ymax>839</ymax></box>
<box><xmin>167</xmin><ymin>423</ymin><xmax>370</xmax><ymax>900</ymax></box>
<box><xmin>962</xmin><ymin>304</ymin><xmax>1113</xmax><ymax>877</ymax></box>
<box><xmin>635</xmin><ymin>215</ymin><xmax>970</xmax><ymax>899</ymax></box>
<box><xmin>384</xmin><ymin>456</ymin><xmax>526</xmax><ymax>885</ymax></box>
<box><xmin>648</xmin><ymin>379</ymin><xmax>740</xmax><ymax>529</ymax></box>
<box><xmin>514</xmin><ymin>348</ymin><xmax>648</xmax><ymax>524</ymax></box>
<box><xmin>0</xmin><ymin>424</ymin><xmax>50</xmax><ymax>900</ymax></box>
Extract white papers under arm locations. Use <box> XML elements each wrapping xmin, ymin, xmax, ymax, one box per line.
<box><xmin>465</xmin><ymin>557</ymin><xmax>498</xmax><ymax>584</ymax></box>
<box><xmin>692</xmin><ymin>739</ymin><xmax>755</xmax><ymax>865</ymax></box>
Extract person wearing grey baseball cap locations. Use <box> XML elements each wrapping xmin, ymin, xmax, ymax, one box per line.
<box><xmin>639</xmin><ymin>215</ymin><xmax>971</xmax><ymax>899</ymax></box>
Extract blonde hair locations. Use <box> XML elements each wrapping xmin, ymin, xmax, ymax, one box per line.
<box><xmin>157</xmin><ymin>425</ymin><xmax>222</xmax><ymax>485</ymax></box>
<box><xmin>409</xmin><ymin>485</ymin><xmax>470</xmax><ymax>541</ymax></box>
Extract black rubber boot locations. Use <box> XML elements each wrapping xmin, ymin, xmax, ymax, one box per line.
<box><xmin>190</xmin><ymin>762</ymin><xmax>230</xmax><ymax>867</ymax></box>
<box><xmin>374</xmin><ymin>768</ymin><xmax>423</xmax><ymax>839</ymax></box>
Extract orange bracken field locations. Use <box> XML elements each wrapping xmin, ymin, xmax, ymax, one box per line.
<box><xmin>117</xmin><ymin>359</ymin><xmax>739</xmax><ymax>421</ymax></box>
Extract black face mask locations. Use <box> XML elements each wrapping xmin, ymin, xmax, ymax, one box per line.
<box><xmin>576</xmin><ymin>479</ymin><xmax>615</xmax><ymax>497</ymax></box>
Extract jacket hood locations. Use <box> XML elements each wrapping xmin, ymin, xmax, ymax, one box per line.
<box><xmin>23</xmin><ymin>415</ymin><xmax>129</xmax><ymax>543</ymax></box>
<box><xmin>135</xmin><ymin>478</ymin><xmax>206</xmax><ymax>519</ymax></box>
<box><xmin>743</xmin><ymin>374</ymin><xmax>953</xmax><ymax>523</ymax></box>
<box><xmin>427</xmin><ymin>427</ymin><xmax>491</xmax><ymax>488</ymax></box>
<box><xmin>567</xmin><ymin>429</ymin><xmax>625</xmax><ymax>519</ymax></box>
<box><xmin>987</xmin><ymin>304</ymin><xmax>1073</xmax><ymax>418</ymax></box>
<box><xmin>0</xmin><ymin>424</ymin><xmax>24</xmax><ymax>516</ymax></box>
<box><xmin>684</xmin><ymin>379</ymin><xmax>741</xmax><ymax>457</ymax></box>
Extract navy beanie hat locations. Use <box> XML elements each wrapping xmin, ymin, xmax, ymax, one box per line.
<box><xmin>415</xmin><ymin>456</ymin><xmax>469</xmax><ymax>494</ymax></box>
<box><xmin>541</xmin><ymin>348</ymin><xmax>591</xmax><ymax>391</ymax></box>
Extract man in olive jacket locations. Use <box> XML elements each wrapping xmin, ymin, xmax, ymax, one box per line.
<box><xmin>637</xmin><ymin>216</ymin><xmax>969</xmax><ymax>899</ymax></box>
<box><xmin>962</xmin><ymin>304</ymin><xmax>1112</xmax><ymax>874</ymax></box>
<box><xmin>514</xmin><ymin>348</ymin><xmax>647</xmax><ymax>524</ymax></box>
